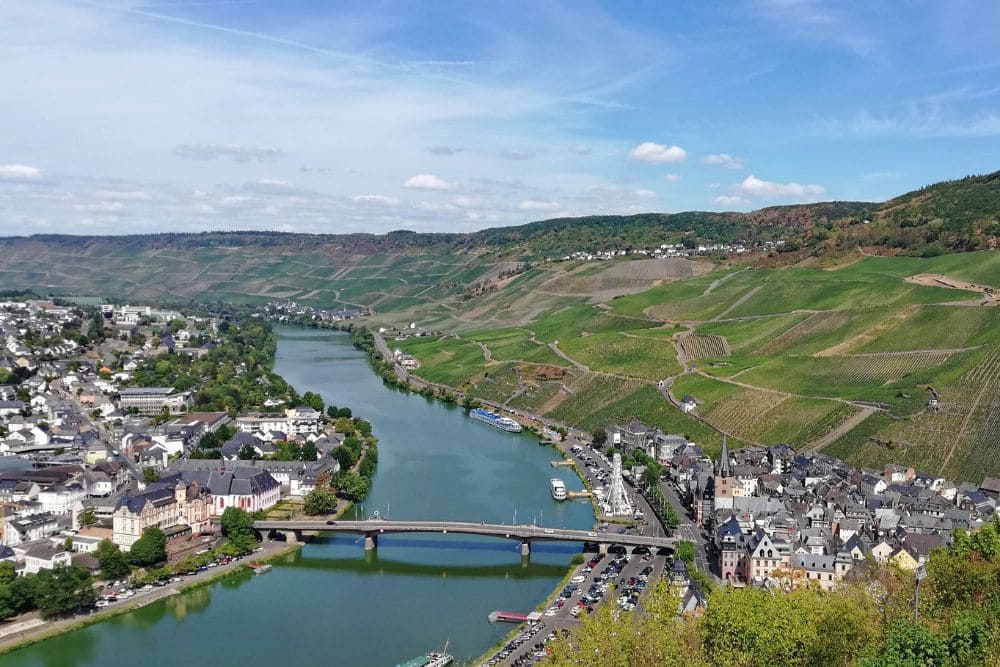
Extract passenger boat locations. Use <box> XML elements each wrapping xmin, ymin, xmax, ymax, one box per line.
<box><xmin>550</xmin><ymin>478</ymin><xmax>567</xmax><ymax>501</ymax></box>
<box><xmin>396</xmin><ymin>642</ymin><xmax>453</xmax><ymax>667</ymax></box>
<box><xmin>469</xmin><ymin>407</ymin><xmax>522</xmax><ymax>433</ymax></box>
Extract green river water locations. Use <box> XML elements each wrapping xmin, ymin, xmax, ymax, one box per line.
<box><xmin>3</xmin><ymin>326</ymin><xmax>593</xmax><ymax>666</ymax></box>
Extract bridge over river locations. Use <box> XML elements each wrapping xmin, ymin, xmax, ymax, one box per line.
<box><xmin>253</xmin><ymin>519</ymin><xmax>677</xmax><ymax>556</ymax></box>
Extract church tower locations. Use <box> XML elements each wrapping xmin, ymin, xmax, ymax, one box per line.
<box><xmin>713</xmin><ymin>435</ymin><xmax>735</xmax><ymax>510</ymax></box>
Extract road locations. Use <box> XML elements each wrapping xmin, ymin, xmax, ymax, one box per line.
<box><xmin>657</xmin><ymin>481</ymin><xmax>714</xmax><ymax>577</ymax></box>
<box><xmin>253</xmin><ymin>519</ymin><xmax>677</xmax><ymax>550</ymax></box>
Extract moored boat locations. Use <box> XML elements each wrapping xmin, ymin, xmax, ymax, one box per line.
<box><xmin>550</xmin><ymin>478</ymin><xmax>567</xmax><ymax>501</ymax></box>
<box><xmin>247</xmin><ymin>562</ymin><xmax>272</xmax><ymax>575</ymax></box>
<box><xmin>396</xmin><ymin>642</ymin><xmax>453</xmax><ymax>667</ymax></box>
<box><xmin>469</xmin><ymin>407</ymin><xmax>522</xmax><ymax>433</ymax></box>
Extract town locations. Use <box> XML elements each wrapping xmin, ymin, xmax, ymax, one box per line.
<box><xmin>603</xmin><ymin>421</ymin><xmax>999</xmax><ymax>589</ymax></box>
<box><xmin>0</xmin><ymin>298</ymin><xmax>379</xmax><ymax>632</ymax></box>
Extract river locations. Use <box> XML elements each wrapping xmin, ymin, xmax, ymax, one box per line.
<box><xmin>4</xmin><ymin>326</ymin><xmax>594</xmax><ymax>666</ymax></box>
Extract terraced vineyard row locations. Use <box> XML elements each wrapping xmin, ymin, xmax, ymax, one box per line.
<box><xmin>755</xmin><ymin>311</ymin><xmax>850</xmax><ymax>355</ymax></box>
<box><xmin>831</xmin><ymin>351</ymin><xmax>960</xmax><ymax>384</ymax></box>
<box><xmin>678</xmin><ymin>333</ymin><xmax>731</xmax><ymax>359</ymax></box>
<box><xmin>835</xmin><ymin>349</ymin><xmax>1000</xmax><ymax>480</ymax></box>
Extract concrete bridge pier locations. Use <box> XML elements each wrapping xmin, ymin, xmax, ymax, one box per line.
<box><xmin>598</xmin><ymin>543</ymin><xmax>609</xmax><ymax>556</ymax></box>
<box><xmin>364</xmin><ymin>533</ymin><xmax>378</xmax><ymax>551</ymax></box>
<box><xmin>285</xmin><ymin>530</ymin><xmax>299</xmax><ymax>544</ymax></box>
<box><xmin>520</xmin><ymin>540</ymin><xmax>531</xmax><ymax>557</ymax></box>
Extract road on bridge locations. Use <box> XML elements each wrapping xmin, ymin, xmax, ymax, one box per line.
<box><xmin>253</xmin><ymin>519</ymin><xmax>677</xmax><ymax>551</ymax></box>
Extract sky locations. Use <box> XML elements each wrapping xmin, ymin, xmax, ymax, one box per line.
<box><xmin>1</xmin><ymin>0</ymin><xmax>999</xmax><ymax>236</ymax></box>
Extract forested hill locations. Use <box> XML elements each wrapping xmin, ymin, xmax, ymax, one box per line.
<box><xmin>1</xmin><ymin>171</ymin><xmax>996</xmax><ymax>259</ymax></box>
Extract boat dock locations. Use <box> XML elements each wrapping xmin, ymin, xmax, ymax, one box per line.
<box><xmin>550</xmin><ymin>460</ymin><xmax>575</xmax><ymax>468</ymax></box>
<box><xmin>488</xmin><ymin>611</ymin><xmax>542</xmax><ymax>624</ymax></box>
<box><xmin>566</xmin><ymin>490</ymin><xmax>592</xmax><ymax>499</ymax></box>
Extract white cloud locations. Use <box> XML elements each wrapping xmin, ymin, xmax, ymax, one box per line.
<box><xmin>351</xmin><ymin>194</ymin><xmax>400</xmax><ymax>206</ymax></box>
<box><xmin>632</xmin><ymin>189</ymin><xmax>657</xmax><ymax>199</ymax></box>
<box><xmin>702</xmin><ymin>153</ymin><xmax>745</xmax><ymax>169</ymax></box>
<box><xmin>735</xmin><ymin>174</ymin><xmax>825</xmax><ymax>197</ymax></box>
<box><xmin>713</xmin><ymin>195</ymin><xmax>750</xmax><ymax>207</ymax></box>
<box><xmin>628</xmin><ymin>142</ymin><xmax>687</xmax><ymax>164</ymax></box>
<box><xmin>519</xmin><ymin>199</ymin><xmax>561</xmax><ymax>211</ymax></box>
<box><xmin>0</xmin><ymin>164</ymin><xmax>42</xmax><ymax>181</ymax></box>
<box><xmin>569</xmin><ymin>144</ymin><xmax>592</xmax><ymax>155</ymax></box>
<box><xmin>663</xmin><ymin>173</ymin><xmax>680</xmax><ymax>182</ymax></box>
<box><xmin>403</xmin><ymin>174</ymin><xmax>457</xmax><ymax>190</ymax></box>
<box><xmin>427</xmin><ymin>145</ymin><xmax>462</xmax><ymax>155</ymax></box>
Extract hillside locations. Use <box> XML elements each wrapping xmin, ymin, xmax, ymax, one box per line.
<box><xmin>0</xmin><ymin>171</ymin><xmax>997</xmax><ymax>480</ymax></box>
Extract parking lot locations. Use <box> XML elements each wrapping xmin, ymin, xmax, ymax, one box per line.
<box><xmin>483</xmin><ymin>550</ymin><xmax>666</xmax><ymax>666</ymax></box>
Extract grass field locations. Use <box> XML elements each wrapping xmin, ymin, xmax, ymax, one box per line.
<box><xmin>546</xmin><ymin>375</ymin><xmax>644</xmax><ymax>425</ymax></box>
<box><xmin>696</xmin><ymin>313</ymin><xmax>808</xmax><ymax>353</ymax></box>
<box><xmin>558</xmin><ymin>331</ymin><xmax>682</xmax><ymax>380</ymax></box>
<box><xmin>395</xmin><ymin>336</ymin><xmax>488</xmax><ymax>387</ymax></box>
<box><xmin>466</xmin><ymin>328</ymin><xmax>568</xmax><ymax>366</ymax></box>
<box><xmin>859</xmin><ymin>306</ymin><xmax>1000</xmax><ymax>352</ymax></box>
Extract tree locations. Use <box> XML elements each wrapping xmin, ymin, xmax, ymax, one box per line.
<box><xmin>129</xmin><ymin>528</ymin><xmax>167</xmax><ymax>567</ymax></box>
<box><xmin>78</xmin><ymin>506</ymin><xmax>97</xmax><ymax>528</ymax></box>
<box><xmin>337</xmin><ymin>407</ymin><xmax>352</xmax><ymax>419</ymax></box>
<box><xmin>300</xmin><ymin>441</ymin><xmax>318</xmax><ymax>461</ymax></box>
<box><xmin>301</xmin><ymin>391</ymin><xmax>324</xmax><ymax>413</ymax></box>
<box><xmin>675</xmin><ymin>541</ymin><xmax>696</xmax><ymax>565</ymax></box>
<box><xmin>334</xmin><ymin>417</ymin><xmax>355</xmax><ymax>435</ymax></box>
<box><xmin>302</xmin><ymin>489</ymin><xmax>337</xmax><ymax>515</ymax></box>
<box><xmin>333</xmin><ymin>472</ymin><xmax>370</xmax><ymax>502</ymax></box>
<box><xmin>33</xmin><ymin>566</ymin><xmax>98</xmax><ymax>619</ymax></box>
<box><xmin>332</xmin><ymin>446</ymin><xmax>357</xmax><ymax>470</ymax></box>
<box><xmin>220</xmin><ymin>507</ymin><xmax>257</xmax><ymax>554</ymax></box>
<box><xmin>0</xmin><ymin>561</ymin><xmax>16</xmax><ymax>586</ymax></box>
<box><xmin>592</xmin><ymin>427</ymin><xmax>607</xmax><ymax>446</ymax></box>
<box><xmin>96</xmin><ymin>540</ymin><xmax>131</xmax><ymax>580</ymax></box>
<box><xmin>142</xmin><ymin>467</ymin><xmax>160</xmax><ymax>484</ymax></box>
<box><xmin>221</xmin><ymin>506</ymin><xmax>254</xmax><ymax>537</ymax></box>
<box><xmin>664</xmin><ymin>502</ymin><xmax>679</xmax><ymax>529</ymax></box>
<box><xmin>866</xmin><ymin>623</ymin><xmax>950</xmax><ymax>667</ymax></box>
<box><xmin>237</xmin><ymin>443</ymin><xmax>257</xmax><ymax>461</ymax></box>
<box><xmin>641</xmin><ymin>462</ymin><xmax>663</xmax><ymax>490</ymax></box>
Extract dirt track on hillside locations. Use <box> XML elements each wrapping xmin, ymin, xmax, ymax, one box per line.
<box><xmin>906</xmin><ymin>274</ymin><xmax>997</xmax><ymax>305</ymax></box>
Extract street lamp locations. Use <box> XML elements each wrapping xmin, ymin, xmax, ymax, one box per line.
<box><xmin>914</xmin><ymin>564</ymin><xmax>927</xmax><ymax>625</ymax></box>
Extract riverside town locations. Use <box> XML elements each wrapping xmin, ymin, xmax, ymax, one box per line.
<box><xmin>1</xmin><ymin>2</ymin><xmax>1000</xmax><ymax>665</ymax></box>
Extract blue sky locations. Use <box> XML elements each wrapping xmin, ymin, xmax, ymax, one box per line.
<box><xmin>1</xmin><ymin>0</ymin><xmax>998</xmax><ymax>235</ymax></box>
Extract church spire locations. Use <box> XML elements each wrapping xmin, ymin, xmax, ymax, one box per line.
<box><xmin>716</xmin><ymin>434</ymin><xmax>732</xmax><ymax>478</ymax></box>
